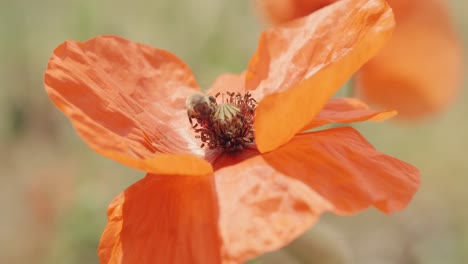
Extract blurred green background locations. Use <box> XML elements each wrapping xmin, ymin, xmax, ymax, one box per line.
<box><xmin>0</xmin><ymin>0</ymin><xmax>466</xmax><ymax>263</ymax></box>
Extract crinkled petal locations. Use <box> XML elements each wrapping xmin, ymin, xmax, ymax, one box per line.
<box><xmin>98</xmin><ymin>174</ymin><xmax>222</xmax><ymax>264</ymax></box>
<box><xmin>44</xmin><ymin>35</ymin><xmax>210</xmax><ymax>174</ymax></box>
<box><xmin>257</xmin><ymin>0</ymin><xmax>336</xmax><ymax>25</ymax></box>
<box><xmin>355</xmin><ymin>0</ymin><xmax>463</xmax><ymax>119</ymax></box>
<box><xmin>303</xmin><ymin>97</ymin><xmax>396</xmax><ymax>130</ymax></box>
<box><xmin>214</xmin><ymin>149</ymin><xmax>334</xmax><ymax>263</ymax></box>
<box><xmin>262</xmin><ymin>127</ymin><xmax>420</xmax><ymax>215</ymax></box>
<box><xmin>248</xmin><ymin>0</ymin><xmax>395</xmax><ymax>153</ymax></box>
<box><xmin>206</xmin><ymin>72</ymin><xmax>246</xmax><ymax>96</ymax></box>
<box><xmin>216</xmin><ymin>127</ymin><xmax>419</xmax><ymax>263</ymax></box>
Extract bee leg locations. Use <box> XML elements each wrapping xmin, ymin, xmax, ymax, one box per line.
<box><xmin>187</xmin><ymin>111</ymin><xmax>198</xmax><ymax>128</ymax></box>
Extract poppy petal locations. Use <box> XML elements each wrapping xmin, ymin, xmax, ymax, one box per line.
<box><xmin>98</xmin><ymin>174</ymin><xmax>222</xmax><ymax>264</ymax></box>
<box><xmin>207</xmin><ymin>72</ymin><xmax>246</xmax><ymax>96</ymax></box>
<box><xmin>303</xmin><ymin>97</ymin><xmax>396</xmax><ymax>130</ymax></box>
<box><xmin>262</xmin><ymin>126</ymin><xmax>420</xmax><ymax>215</ymax></box>
<box><xmin>248</xmin><ymin>0</ymin><xmax>395</xmax><ymax>153</ymax></box>
<box><xmin>44</xmin><ymin>35</ymin><xmax>210</xmax><ymax>174</ymax></box>
<box><xmin>257</xmin><ymin>0</ymin><xmax>336</xmax><ymax>25</ymax></box>
<box><xmin>215</xmin><ymin>153</ymin><xmax>334</xmax><ymax>263</ymax></box>
<box><xmin>355</xmin><ymin>0</ymin><xmax>463</xmax><ymax>119</ymax></box>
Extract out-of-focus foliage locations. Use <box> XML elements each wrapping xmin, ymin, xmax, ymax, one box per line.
<box><xmin>0</xmin><ymin>0</ymin><xmax>466</xmax><ymax>263</ymax></box>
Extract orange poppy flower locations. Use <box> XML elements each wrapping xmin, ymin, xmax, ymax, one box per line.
<box><xmin>257</xmin><ymin>0</ymin><xmax>463</xmax><ymax>119</ymax></box>
<box><xmin>44</xmin><ymin>0</ymin><xmax>419</xmax><ymax>263</ymax></box>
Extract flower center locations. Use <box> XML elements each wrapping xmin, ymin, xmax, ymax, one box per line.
<box><xmin>186</xmin><ymin>92</ymin><xmax>257</xmax><ymax>152</ymax></box>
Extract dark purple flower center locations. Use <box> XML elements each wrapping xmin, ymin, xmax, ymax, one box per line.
<box><xmin>186</xmin><ymin>92</ymin><xmax>257</xmax><ymax>152</ymax></box>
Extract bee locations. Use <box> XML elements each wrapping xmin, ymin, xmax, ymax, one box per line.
<box><xmin>186</xmin><ymin>93</ymin><xmax>217</xmax><ymax>127</ymax></box>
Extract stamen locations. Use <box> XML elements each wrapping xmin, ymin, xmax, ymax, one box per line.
<box><xmin>186</xmin><ymin>92</ymin><xmax>257</xmax><ymax>152</ymax></box>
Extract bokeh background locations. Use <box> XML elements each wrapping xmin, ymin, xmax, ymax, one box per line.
<box><xmin>0</xmin><ymin>0</ymin><xmax>466</xmax><ymax>263</ymax></box>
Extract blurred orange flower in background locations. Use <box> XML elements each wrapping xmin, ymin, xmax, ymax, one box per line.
<box><xmin>257</xmin><ymin>0</ymin><xmax>463</xmax><ymax>120</ymax></box>
<box><xmin>44</xmin><ymin>0</ymin><xmax>419</xmax><ymax>263</ymax></box>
